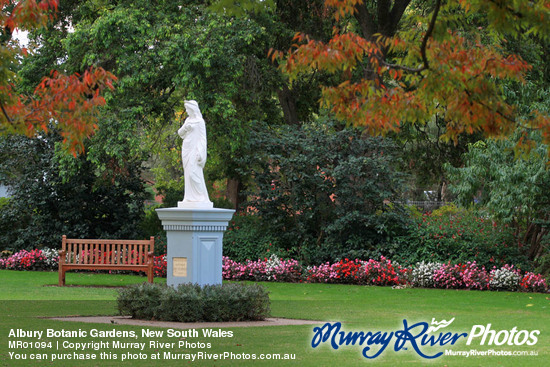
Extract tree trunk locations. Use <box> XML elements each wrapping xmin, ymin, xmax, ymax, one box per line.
<box><xmin>527</xmin><ymin>226</ymin><xmax>548</xmax><ymax>260</ymax></box>
<box><xmin>226</xmin><ymin>177</ymin><xmax>245</xmax><ymax>211</ymax></box>
<box><xmin>277</xmin><ymin>84</ymin><xmax>299</xmax><ymax>125</ymax></box>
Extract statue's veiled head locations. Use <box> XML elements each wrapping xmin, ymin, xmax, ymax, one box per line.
<box><xmin>184</xmin><ymin>100</ymin><xmax>202</xmax><ymax>120</ymax></box>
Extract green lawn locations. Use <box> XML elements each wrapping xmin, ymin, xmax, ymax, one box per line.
<box><xmin>0</xmin><ymin>270</ymin><xmax>548</xmax><ymax>366</ymax></box>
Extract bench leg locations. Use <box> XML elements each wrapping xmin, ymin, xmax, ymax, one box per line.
<box><xmin>58</xmin><ymin>268</ymin><xmax>65</xmax><ymax>286</ymax></box>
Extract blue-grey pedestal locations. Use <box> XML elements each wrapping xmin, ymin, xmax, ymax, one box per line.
<box><xmin>156</xmin><ymin>208</ymin><xmax>235</xmax><ymax>287</ymax></box>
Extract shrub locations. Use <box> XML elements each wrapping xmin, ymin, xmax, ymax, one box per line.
<box><xmin>489</xmin><ymin>265</ymin><xmax>521</xmax><ymax>291</ymax></box>
<box><xmin>0</xmin><ymin>249</ymin><xmax>50</xmax><ymax>271</ymax></box>
<box><xmin>446</xmin><ymin>132</ymin><xmax>550</xmax><ymax>265</ymax></box>
<box><xmin>534</xmin><ymin>253</ymin><xmax>550</xmax><ymax>278</ymax></box>
<box><xmin>520</xmin><ymin>272</ymin><xmax>548</xmax><ymax>293</ymax></box>
<box><xmin>117</xmin><ymin>283</ymin><xmax>270</xmax><ymax>322</ymax></box>
<box><xmin>40</xmin><ymin>247</ymin><xmax>59</xmax><ymax>270</ymax></box>
<box><xmin>306</xmin><ymin>257</ymin><xmax>408</xmax><ymax>286</ymax></box>
<box><xmin>264</xmin><ymin>255</ymin><xmax>303</xmax><ymax>282</ymax></box>
<box><xmin>155</xmin><ymin>284</ymin><xmax>204</xmax><ymax>322</ymax></box>
<box><xmin>222</xmin><ymin>256</ymin><xmax>247</xmax><ymax>281</ymax></box>
<box><xmin>433</xmin><ymin>261</ymin><xmax>489</xmax><ymax>290</ymax></box>
<box><xmin>221</xmin><ymin>255</ymin><xmax>303</xmax><ymax>283</ymax></box>
<box><xmin>222</xmin><ymin>213</ymin><xmax>274</xmax><ymax>263</ymax></box>
<box><xmin>117</xmin><ymin>282</ymin><xmax>165</xmax><ymax>320</ymax></box>
<box><xmin>395</xmin><ymin>207</ymin><xmax>530</xmax><ymax>270</ymax></box>
<box><xmin>153</xmin><ymin>255</ymin><xmax>167</xmax><ymax>277</ymax></box>
<box><xmin>410</xmin><ymin>261</ymin><xmax>443</xmax><ymax>288</ymax></box>
<box><xmin>242</xmin><ymin>123</ymin><xmax>410</xmax><ymax>265</ymax></box>
<box><xmin>360</xmin><ymin>257</ymin><xmax>409</xmax><ymax>286</ymax></box>
<box><xmin>0</xmin><ymin>134</ymin><xmax>147</xmax><ymax>252</ymax></box>
<box><xmin>306</xmin><ymin>259</ymin><xmax>362</xmax><ymax>284</ymax></box>
<box><xmin>305</xmin><ymin>262</ymin><xmax>338</xmax><ymax>283</ymax></box>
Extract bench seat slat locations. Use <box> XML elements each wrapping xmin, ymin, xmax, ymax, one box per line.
<box><xmin>62</xmin><ymin>264</ymin><xmax>149</xmax><ymax>270</ymax></box>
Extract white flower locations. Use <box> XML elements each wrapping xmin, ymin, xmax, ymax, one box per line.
<box><xmin>411</xmin><ymin>261</ymin><xmax>442</xmax><ymax>288</ymax></box>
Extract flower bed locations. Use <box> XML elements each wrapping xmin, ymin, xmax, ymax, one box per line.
<box><xmin>0</xmin><ymin>248</ymin><xmax>57</xmax><ymax>271</ymax></box>
<box><xmin>1</xmin><ymin>249</ymin><xmax>548</xmax><ymax>293</ymax></box>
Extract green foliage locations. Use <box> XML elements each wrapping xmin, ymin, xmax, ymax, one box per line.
<box><xmin>117</xmin><ymin>282</ymin><xmax>270</xmax><ymax>322</ymax></box>
<box><xmin>20</xmin><ymin>0</ymin><xmax>334</xmax><ymax>208</ymax></box>
<box><xmin>139</xmin><ymin>205</ymin><xmax>163</xmax><ymax>237</ymax></box>
<box><xmin>223</xmin><ymin>213</ymin><xmax>275</xmax><ymax>262</ymax></box>
<box><xmin>0</xmin><ymin>197</ymin><xmax>8</xmax><ymax>209</ymax></box>
<box><xmin>393</xmin><ymin>116</ymin><xmax>479</xmax><ymax>201</ymax></box>
<box><xmin>0</xmin><ymin>133</ymin><xmax>147</xmax><ymax>251</ymax></box>
<box><xmin>534</xmin><ymin>254</ymin><xmax>550</xmax><ymax>278</ymax></box>
<box><xmin>138</xmin><ymin>205</ymin><xmax>167</xmax><ymax>256</ymax></box>
<box><xmin>117</xmin><ymin>282</ymin><xmax>165</xmax><ymax>320</ymax></box>
<box><xmin>240</xmin><ymin>122</ymin><xmax>410</xmax><ymax>265</ymax></box>
<box><xmin>393</xmin><ymin>207</ymin><xmax>531</xmax><ymax>271</ymax></box>
<box><xmin>209</xmin><ymin>0</ymin><xmax>275</xmax><ymax>16</ymax></box>
<box><xmin>446</xmin><ymin>130</ymin><xmax>550</xmax><ymax>260</ymax></box>
<box><xmin>431</xmin><ymin>203</ymin><xmax>468</xmax><ymax>218</ymax></box>
<box><xmin>403</xmin><ymin>204</ymin><xmax>424</xmax><ymax>220</ymax></box>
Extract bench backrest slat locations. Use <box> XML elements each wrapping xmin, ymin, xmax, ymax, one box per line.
<box><xmin>79</xmin><ymin>243</ymin><xmax>84</xmax><ymax>264</ymax></box>
<box><xmin>110</xmin><ymin>243</ymin><xmax>115</xmax><ymax>264</ymax></box>
<box><xmin>122</xmin><ymin>245</ymin><xmax>127</xmax><ymax>265</ymax></box>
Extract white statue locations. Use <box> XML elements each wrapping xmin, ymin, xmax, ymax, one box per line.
<box><xmin>177</xmin><ymin>100</ymin><xmax>213</xmax><ymax>208</ymax></box>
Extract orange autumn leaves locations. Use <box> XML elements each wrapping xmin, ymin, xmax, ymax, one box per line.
<box><xmin>272</xmin><ymin>0</ymin><xmax>550</xmax><ymax>148</ymax></box>
<box><xmin>0</xmin><ymin>0</ymin><xmax>116</xmax><ymax>154</ymax></box>
<box><xmin>2</xmin><ymin>68</ymin><xmax>116</xmax><ymax>154</ymax></box>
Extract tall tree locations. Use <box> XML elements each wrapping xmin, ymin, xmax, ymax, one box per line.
<box><xmin>272</xmin><ymin>0</ymin><xmax>550</xmax><ymax>149</ymax></box>
<box><xmin>446</xmin><ymin>131</ymin><xmax>550</xmax><ymax>260</ymax></box>
<box><xmin>0</xmin><ymin>0</ymin><xmax>116</xmax><ymax>153</ymax></box>
<box><xmin>22</xmin><ymin>0</ymin><xmax>336</xmax><ymax>208</ymax></box>
<box><xmin>0</xmin><ymin>132</ymin><xmax>147</xmax><ymax>250</ymax></box>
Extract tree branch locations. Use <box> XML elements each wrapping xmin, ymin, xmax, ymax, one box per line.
<box><xmin>377</xmin><ymin>0</ymin><xmax>392</xmax><ymax>34</ymax></box>
<box><xmin>377</xmin><ymin>0</ymin><xmax>441</xmax><ymax>74</ymax></box>
<box><xmin>419</xmin><ymin>0</ymin><xmax>442</xmax><ymax>71</ymax></box>
<box><xmin>378</xmin><ymin>59</ymin><xmax>426</xmax><ymax>73</ymax></box>
<box><xmin>0</xmin><ymin>101</ymin><xmax>13</xmax><ymax>124</ymax></box>
<box><xmin>487</xmin><ymin>0</ymin><xmax>524</xmax><ymax>20</ymax></box>
<box><xmin>354</xmin><ymin>2</ymin><xmax>376</xmax><ymax>39</ymax></box>
<box><xmin>387</xmin><ymin>0</ymin><xmax>412</xmax><ymax>36</ymax></box>
<box><xmin>464</xmin><ymin>88</ymin><xmax>517</xmax><ymax>124</ymax></box>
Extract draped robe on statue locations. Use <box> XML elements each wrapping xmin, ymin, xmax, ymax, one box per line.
<box><xmin>177</xmin><ymin>100</ymin><xmax>213</xmax><ymax>208</ymax></box>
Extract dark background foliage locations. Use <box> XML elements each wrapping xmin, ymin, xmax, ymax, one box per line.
<box><xmin>223</xmin><ymin>122</ymin><xmax>411</xmax><ymax>264</ymax></box>
<box><xmin>0</xmin><ymin>133</ymin><xmax>147</xmax><ymax>251</ymax></box>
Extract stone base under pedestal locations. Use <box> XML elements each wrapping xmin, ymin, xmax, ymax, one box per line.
<box><xmin>156</xmin><ymin>207</ymin><xmax>234</xmax><ymax>287</ymax></box>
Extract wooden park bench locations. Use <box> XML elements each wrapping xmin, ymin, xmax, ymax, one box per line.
<box><xmin>58</xmin><ymin>235</ymin><xmax>155</xmax><ymax>286</ymax></box>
